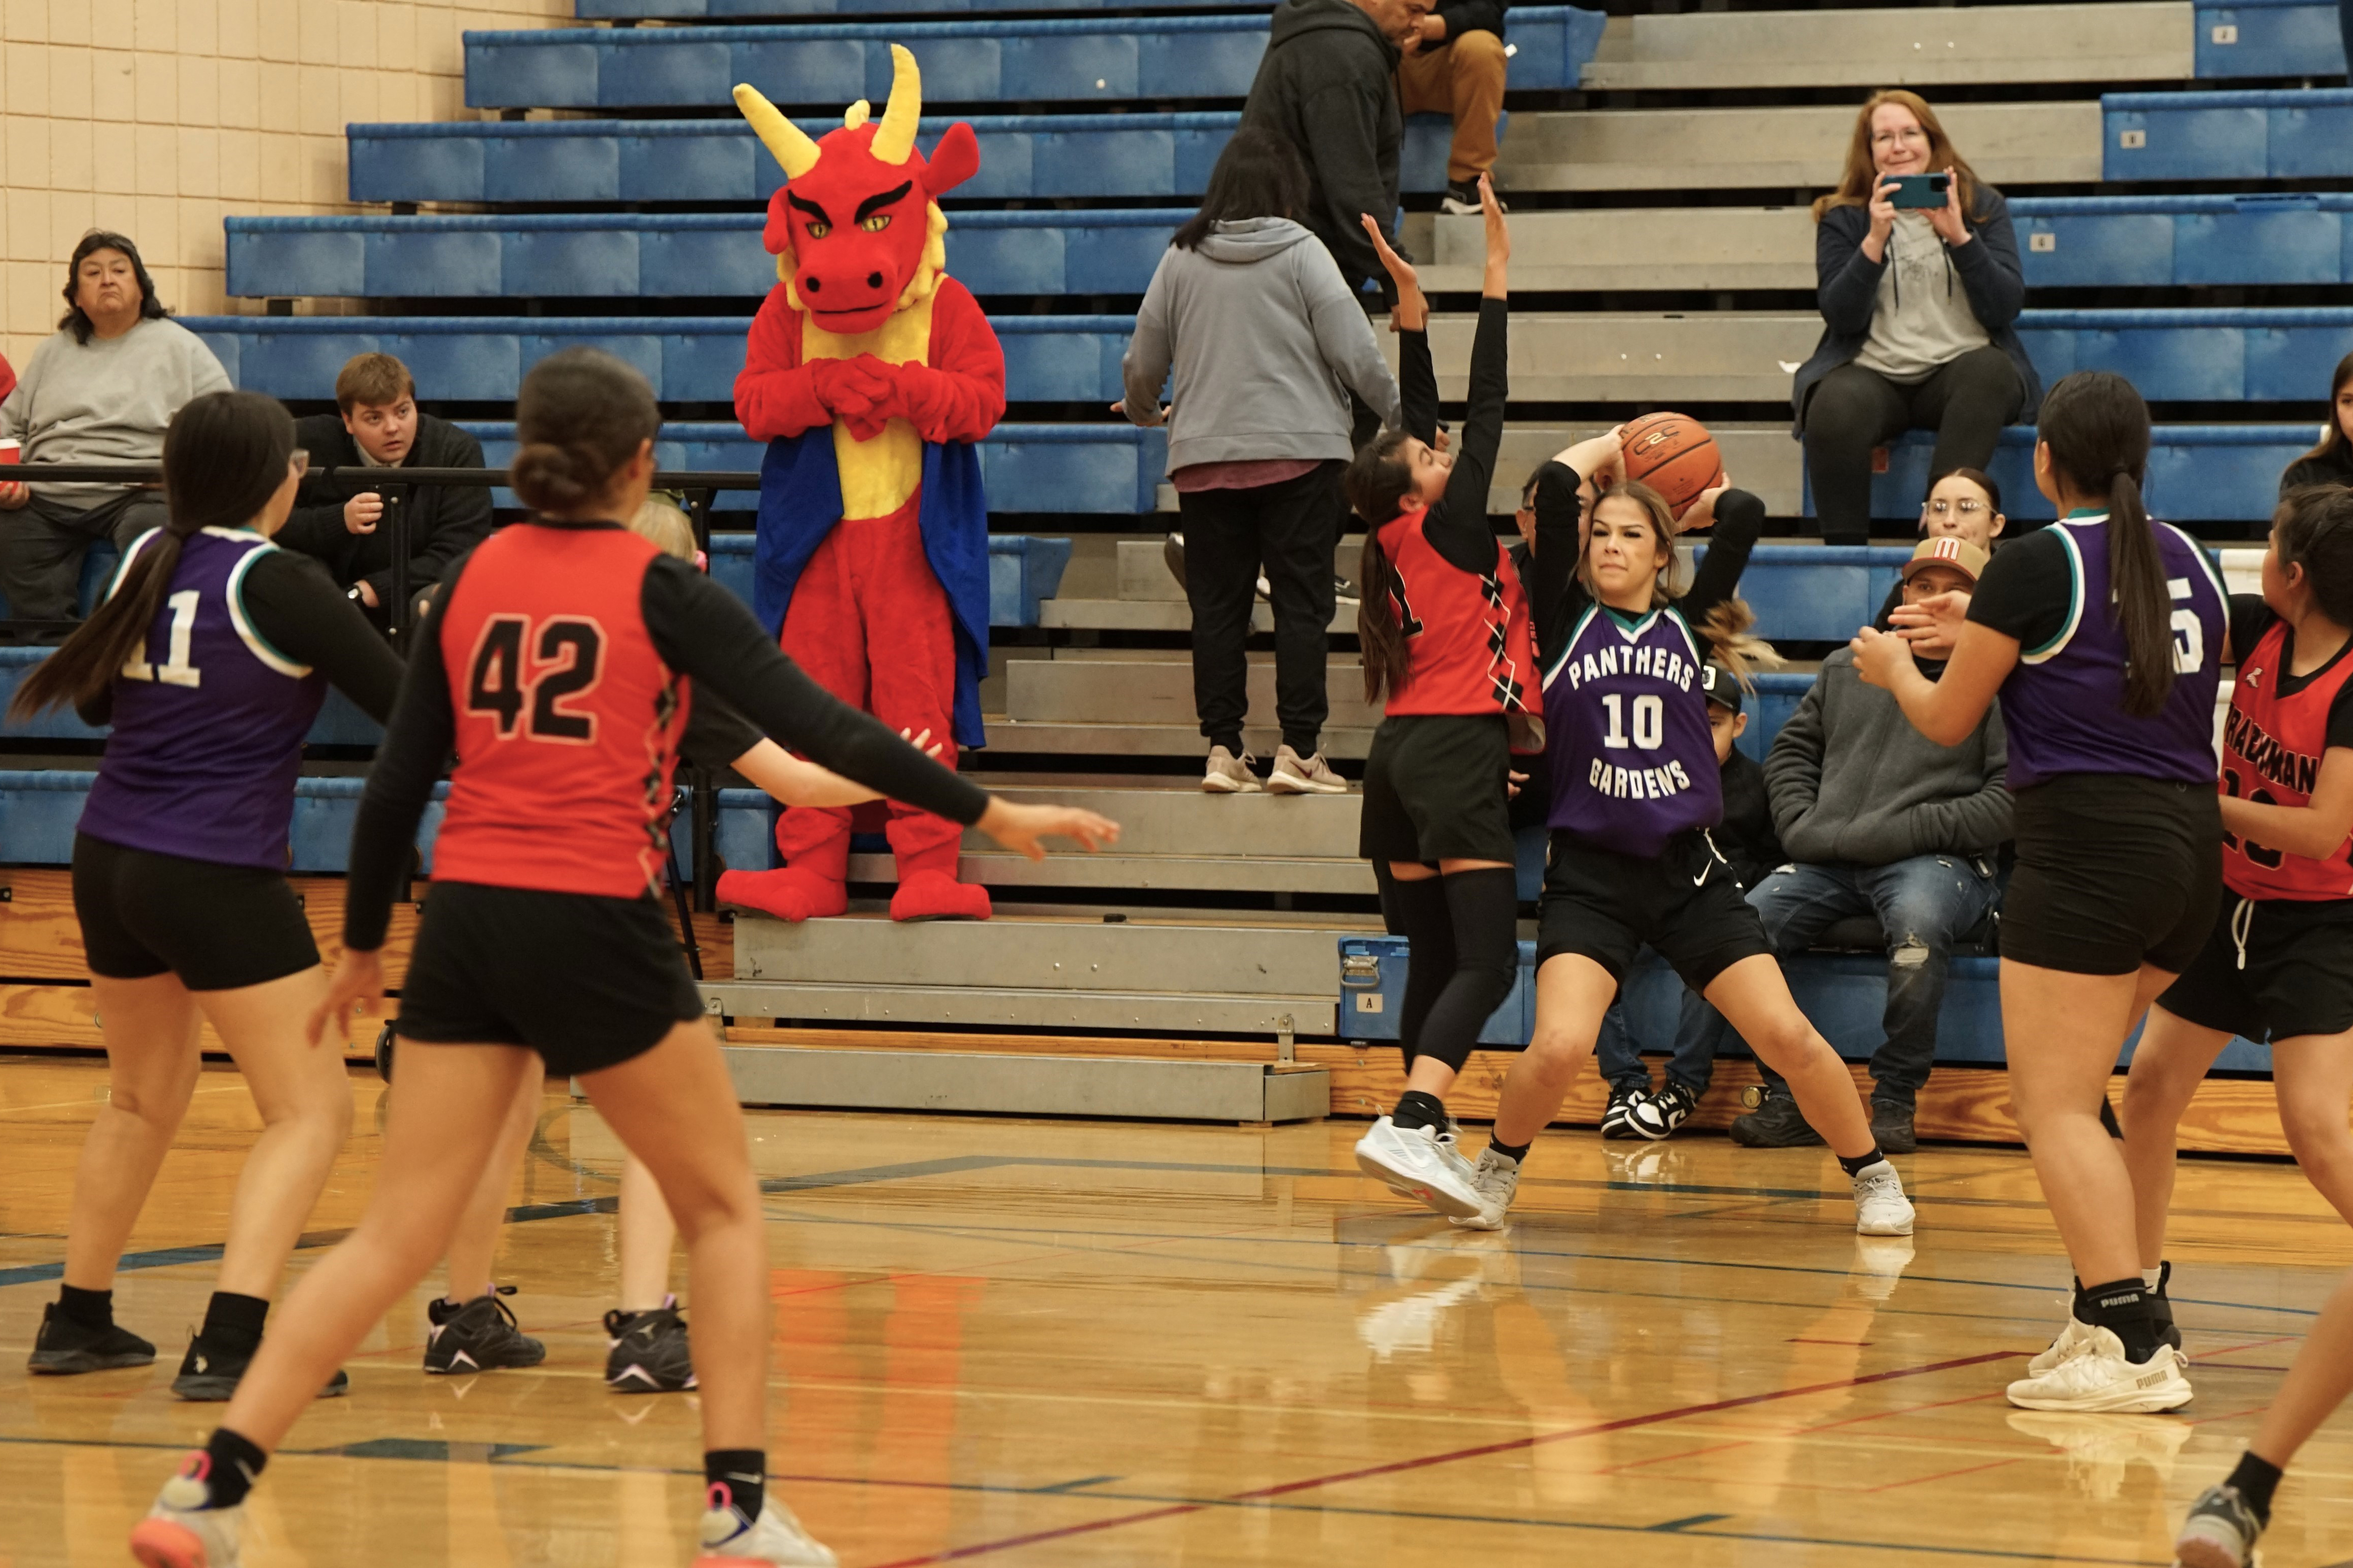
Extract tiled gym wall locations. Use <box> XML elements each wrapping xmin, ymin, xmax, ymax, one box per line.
<box><xmin>0</xmin><ymin>0</ymin><xmax>571</xmax><ymax>367</ymax></box>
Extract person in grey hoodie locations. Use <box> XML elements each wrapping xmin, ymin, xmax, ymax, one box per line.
<box><xmin>1726</xmin><ymin>535</ymin><xmax>2011</xmax><ymax>1155</ymax></box>
<box><xmin>1121</xmin><ymin>128</ymin><xmax>1402</xmax><ymax>795</ymax></box>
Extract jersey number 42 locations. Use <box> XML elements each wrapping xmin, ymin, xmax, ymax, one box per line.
<box><xmin>465</xmin><ymin>615</ymin><xmax>606</xmax><ymax>743</ymax></box>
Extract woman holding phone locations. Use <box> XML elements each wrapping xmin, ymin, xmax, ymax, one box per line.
<box><xmin>1791</xmin><ymin>91</ymin><xmax>2042</xmax><ymax>547</ymax></box>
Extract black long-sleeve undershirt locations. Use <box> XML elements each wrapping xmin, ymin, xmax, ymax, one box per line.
<box><xmin>1529</xmin><ymin>461</ymin><xmax>1764</xmax><ymax>666</ymax></box>
<box><xmin>74</xmin><ymin>546</ymin><xmax>404</xmax><ymax>730</ymax></box>
<box><xmin>1394</xmin><ymin>298</ymin><xmax>1509</xmax><ymax>576</ymax></box>
<box><xmin>343</xmin><ymin>531</ymin><xmax>991</xmax><ymax>950</ymax></box>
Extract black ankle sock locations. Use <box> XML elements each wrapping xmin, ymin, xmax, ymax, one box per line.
<box><xmin>1488</xmin><ymin>1136</ymin><xmax>1532</xmax><ymax>1165</ymax></box>
<box><xmin>57</xmin><ymin>1283</ymin><xmax>114</xmax><ymax>1329</ymax></box>
<box><xmin>2226</xmin><ymin>1450</ymin><xmax>2283</xmax><ymax>1525</ymax></box>
<box><xmin>200</xmin><ymin>1291</ymin><xmax>271</xmax><ymax>1358</ymax></box>
<box><xmin>198</xmin><ymin>1428</ymin><xmax>269</xmax><ymax>1509</ymax></box>
<box><xmin>1210</xmin><ymin>731</ymin><xmax>1244</xmax><ymax>758</ymax></box>
<box><xmin>1390</xmin><ymin>1090</ymin><xmax>1449</xmax><ymax>1132</ymax></box>
<box><xmin>1836</xmin><ymin>1146</ymin><xmax>1886</xmax><ymax>1177</ymax></box>
<box><xmin>1281</xmin><ymin>732</ymin><xmax>1319</xmax><ymax>759</ymax></box>
<box><xmin>705</xmin><ymin>1449</ymin><xmax>767</xmax><ymax>1523</ymax></box>
<box><xmin>2079</xmin><ymin>1277</ymin><xmax>2162</xmax><ymax>1362</ymax></box>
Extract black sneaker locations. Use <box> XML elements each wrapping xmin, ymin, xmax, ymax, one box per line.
<box><xmin>1630</xmin><ymin>1078</ymin><xmax>1702</xmax><ymax>1141</ymax></box>
<box><xmin>1599</xmin><ymin>1081</ymin><xmax>1649</xmax><ymax>1141</ymax></box>
<box><xmin>2152</xmin><ymin>1260</ymin><xmax>2183</xmax><ymax>1353</ymax></box>
<box><xmin>1729</xmin><ymin>1087</ymin><xmax>1825</xmax><ymax>1149</ymax></box>
<box><xmin>1163</xmin><ymin>531</ymin><xmax>1188</xmax><ymax>591</ymax></box>
<box><xmin>1869</xmin><ymin>1097</ymin><xmax>1919</xmax><ymax>1156</ymax></box>
<box><xmin>604</xmin><ymin>1300</ymin><xmax>696</xmax><ymax>1392</ymax></box>
<box><xmin>2175</xmin><ymin>1481</ymin><xmax>2264</xmax><ymax>1568</ymax></box>
<box><xmin>425</xmin><ymin>1286</ymin><xmax>546</xmax><ymax>1375</ymax></box>
<box><xmin>1440</xmin><ymin>180</ymin><xmax>1506</xmax><ymax>215</ymax></box>
<box><xmin>172</xmin><ymin>1329</ymin><xmax>349</xmax><ymax>1401</ymax></box>
<box><xmin>27</xmin><ymin>1303</ymin><xmax>154</xmax><ymax>1374</ymax></box>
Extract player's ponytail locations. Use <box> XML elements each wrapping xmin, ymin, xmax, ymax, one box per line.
<box><xmin>2039</xmin><ymin>371</ymin><xmax>2170</xmax><ymax>717</ymax></box>
<box><xmin>511</xmin><ymin>348</ymin><xmax>660</xmax><ymax>516</ymax></box>
<box><xmin>2275</xmin><ymin>483</ymin><xmax>2353</xmax><ymax>631</ymax></box>
<box><xmin>1348</xmin><ymin>430</ymin><xmax>1418</xmax><ymax>702</ymax></box>
<box><xmin>11</xmin><ymin>391</ymin><xmax>294</xmax><ymax>720</ymax></box>
<box><xmin>1695</xmin><ymin>597</ymin><xmax>1783</xmax><ymax>686</ymax></box>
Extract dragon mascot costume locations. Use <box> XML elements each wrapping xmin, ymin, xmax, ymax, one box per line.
<box><xmin>715</xmin><ymin>44</ymin><xmax>1007</xmax><ymax>923</ymax></box>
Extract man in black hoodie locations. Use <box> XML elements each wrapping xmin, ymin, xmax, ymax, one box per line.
<box><xmin>1242</xmin><ymin>0</ymin><xmax>1429</xmax><ymax>302</ymax></box>
<box><xmin>280</xmin><ymin>352</ymin><xmax>493</xmax><ymax>632</ymax></box>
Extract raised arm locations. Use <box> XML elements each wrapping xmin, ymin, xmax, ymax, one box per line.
<box><xmin>1362</xmin><ymin>213</ymin><xmax>1437</xmax><ymax>443</ymax></box>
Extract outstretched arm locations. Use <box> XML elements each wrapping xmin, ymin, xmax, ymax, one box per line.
<box><xmin>1851</xmin><ymin>620</ymin><xmax>2014</xmax><ymax>747</ymax></box>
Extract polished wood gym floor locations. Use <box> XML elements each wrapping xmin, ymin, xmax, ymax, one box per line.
<box><xmin>6</xmin><ymin>1055</ymin><xmax>2353</xmax><ymax>1567</ymax></box>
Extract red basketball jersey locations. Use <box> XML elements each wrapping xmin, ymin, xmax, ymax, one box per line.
<box><xmin>2221</xmin><ymin>617</ymin><xmax>2353</xmax><ymax>900</ymax></box>
<box><xmin>1375</xmin><ymin>506</ymin><xmax>1539</xmax><ymax>733</ymax></box>
<box><xmin>432</xmin><ymin>524</ymin><xmax>691</xmax><ymax>900</ymax></box>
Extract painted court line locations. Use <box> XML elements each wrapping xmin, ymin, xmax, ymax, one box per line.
<box><xmin>863</xmin><ymin>1349</ymin><xmax>2025</xmax><ymax>1567</ymax></box>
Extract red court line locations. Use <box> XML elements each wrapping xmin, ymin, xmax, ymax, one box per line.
<box><xmin>864</xmin><ymin>1348</ymin><xmax>2023</xmax><ymax>1568</ymax></box>
<box><xmin>1861</xmin><ymin>1456</ymin><xmax>2023</xmax><ymax>1494</ymax></box>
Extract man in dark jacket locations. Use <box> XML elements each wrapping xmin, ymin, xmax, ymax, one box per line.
<box><xmin>1241</xmin><ymin>0</ymin><xmax>1428</xmax><ymax>301</ymax></box>
<box><xmin>1397</xmin><ymin>0</ymin><xmax>1508</xmax><ymax>214</ymax></box>
<box><xmin>1731</xmin><ymin>537</ymin><xmax>2010</xmax><ymax>1155</ymax></box>
<box><xmin>279</xmin><ymin>352</ymin><xmax>492</xmax><ymax>630</ymax></box>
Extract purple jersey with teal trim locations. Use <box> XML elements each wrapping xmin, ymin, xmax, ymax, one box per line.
<box><xmin>1542</xmin><ymin>601</ymin><xmax>1720</xmax><ymax>855</ymax></box>
<box><xmin>78</xmin><ymin>528</ymin><xmax>329</xmax><ymax>869</ymax></box>
<box><xmin>1998</xmin><ymin>515</ymin><xmax>2227</xmax><ymax>790</ymax></box>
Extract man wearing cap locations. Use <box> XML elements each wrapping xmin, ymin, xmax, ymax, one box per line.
<box><xmin>1728</xmin><ymin>535</ymin><xmax>2012</xmax><ymax>1154</ymax></box>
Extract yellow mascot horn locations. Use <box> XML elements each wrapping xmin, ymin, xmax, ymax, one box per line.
<box><xmin>869</xmin><ymin>43</ymin><xmax>921</xmax><ymax>166</ymax></box>
<box><xmin>733</xmin><ymin>82</ymin><xmax>820</xmax><ymax>180</ymax></box>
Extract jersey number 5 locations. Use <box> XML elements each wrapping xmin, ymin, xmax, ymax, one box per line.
<box><xmin>465</xmin><ymin>615</ymin><xmax>606</xmax><ymax>743</ymax></box>
<box><xmin>2167</xmin><ymin>575</ymin><xmax>2206</xmax><ymax>676</ymax></box>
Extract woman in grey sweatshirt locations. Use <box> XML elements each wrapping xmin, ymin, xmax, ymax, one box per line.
<box><xmin>1121</xmin><ymin>127</ymin><xmax>1402</xmax><ymax>796</ymax></box>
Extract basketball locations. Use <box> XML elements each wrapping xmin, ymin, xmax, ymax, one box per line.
<box><xmin>1619</xmin><ymin>411</ymin><xmax>1724</xmax><ymax>519</ymax></box>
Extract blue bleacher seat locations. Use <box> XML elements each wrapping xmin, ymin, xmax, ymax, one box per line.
<box><xmin>348</xmin><ymin>112</ymin><xmax>1470</xmax><ymax>205</ymax></box>
<box><xmin>580</xmin><ymin>0</ymin><xmax>1253</xmax><ymax>13</ymax></box>
<box><xmin>2195</xmin><ymin>0</ymin><xmax>2348</xmax><ymax>78</ymax></box>
<box><xmin>2105</xmin><ymin>88</ymin><xmax>2353</xmax><ymax>181</ymax></box>
<box><xmin>460</xmin><ymin>11</ymin><xmax>1602</xmax><ymax>110</ymax></box>
<box><xmin>0</xmin><ymin>770</ymin><xmax>444</xmax><ymax>871</ymax></box>
<box><xmin>227</xmin><ymin>210</ymin><xmax>1190</xmax><ymax>301</ymax></box>
<box><xmin>2013</xmin><ymin>193</ymin><xmax>2353</xmax><ymax>289</ymax></box>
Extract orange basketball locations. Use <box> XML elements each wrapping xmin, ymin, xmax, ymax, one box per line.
<box><xmin>1618</xmin><ymin>411</ymin><xmax>1724</xmax><ymax>519</ymax></box>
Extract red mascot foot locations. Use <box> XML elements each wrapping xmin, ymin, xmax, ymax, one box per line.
<box><xmin>716</xmin><ymin>866</ymin><xmax>849</xmax><ymax>923</ymax></box>
<box><xmin>890</xmin><ymin>870</ymin><xmax>990</xmax><ymax>922</ymax></box>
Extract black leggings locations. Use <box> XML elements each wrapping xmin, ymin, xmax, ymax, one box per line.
<box><xmin>1177</xmin><ymin>462</ymin><xmax>1340</xmax><ymax>757</ymax></box>
<box><xmin>1389</xmin><ymin>867</ymin><xmax>1520</xmax><ymax>1076</ymax></box>
<box><xmin>1801</xmin><ymin>346</ymin><xmax>2022</xmax><ymax>545</ymax></box>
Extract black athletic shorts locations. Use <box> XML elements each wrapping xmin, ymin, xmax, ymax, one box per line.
<box><xmin>1536</xmin><ymin>828</ymin><xmax>1772</xmax><ymax>993</ymax></box>
<box><xmin>2156</xmin><ymin>893</ymin><xmax>2353</xmax><ymax>1043</ymax></box>
<box><xmin>395</xmin><ymin>881</ymin><xmax>706</xmax><ymax>1077</ymax></box>
<box><xmin>2002</xmin><ymin>772</ymin><xmax>2222</xmax><ymax>977</ymax></box>
<box><xmin>72</xmin><ymin>833</ymin><xmax>319</xmax><ymax>992</ymax></box>
<box><xmin>1358</xmin><ymin>713</ymin><xmax>1517</xmax><ymax>865</ymax></box>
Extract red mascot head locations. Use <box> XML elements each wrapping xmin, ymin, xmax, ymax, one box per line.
<box><xmin>734</xmin><ymin>45</ymin><xmax>980</xmax><ymax>338</ymax></box>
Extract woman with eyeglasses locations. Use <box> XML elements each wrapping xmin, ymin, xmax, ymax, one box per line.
<box><xmin>11</xmin><ymin>391</ymin><xmax>404</xmax><ymax>1402</ymax></box>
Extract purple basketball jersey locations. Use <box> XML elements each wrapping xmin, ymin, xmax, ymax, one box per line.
<box><xmin>1542</xmin><ymin>602</ymin><xmax>1721</xmax><ymax>856</ymax></box>
<box><xmin>1998</xmin><ymin>515</ymin><xmax>2227</xmax><ymax>791</ymax></box>
<box><xmin>78</xmin><ymin>528</ymin><xmax>329</xmax><ymax>869</ymax></box>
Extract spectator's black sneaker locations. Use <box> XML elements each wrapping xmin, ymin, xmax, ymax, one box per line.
<box><xmin>1439</xmin><ymin>180</ymin><xmax>1507</xmax><ymax>215</ymax></box>
<box><xmin>171</xmin><ymin>1330</ymin><xmax>348</xmax><ymax>1401</ymax></box>
<box><xmin>2174</xmin><ymin>1483</ymin><xmax>2264</xmax><ymax>1568</ymax></box>
<box><xmin>424</xmin><ymin>1286</ymin><xmax>546</xmax><ymax>1375</ymax></box>
<box><xmin>1729</xmin><ymin>1087</ymin><xmax>1826</xmax><ymax>1149</ymax></box>
<box><xmin>1869</xmin><ymin>1097</ymin><xmax>1919</xmax><ymax>1156</ymax></box>
<box><xmin>1162</xmin><ymin>531</ymin><xmax>1188</xmax><ymax>591</ymax></box>
<box><xmin>604</xmin><ymin>1300</ymin><xmax>697</xmax><ymax>1392</ymax></box>
<box><xmin>2152</xmin><ymin>1260</ymin><xmax>2184</xmax><ymax>1352</ymax></box>
<box><xmin>1600</xmin><ymin>1082</ymin><xmax>1649</xmax><ymax>1141</ymax></box>
<box><xmin>1630</xmin><ymin>1078</ymin><xmax>1702</xmax><ymax>1141</ymax></box>
<box><xmin>27</xmin><ymin>1303</ymin><xmax>154</xmax><ymax>1374</ymax></box>
<box><xmin>1334</xmin><ymin>573</ymin><xmax>1360</xmax><ymax>607</ymax></box>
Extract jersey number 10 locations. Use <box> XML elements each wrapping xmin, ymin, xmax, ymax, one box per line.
<box><xmin>465</xmin><ymin>615</ymin><xmax>606</xmax><ymax>743</ymax></box>
<box><xmin>1600</xmin><ymin>692</ymin><xmax>1665</xmax><ymax>750</ymax></box>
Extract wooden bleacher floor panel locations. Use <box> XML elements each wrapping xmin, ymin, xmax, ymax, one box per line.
<box><xmin>6</xmin><ymin>1057</ymin><xmax>2352</xmax><ymax>1566</ymax></box>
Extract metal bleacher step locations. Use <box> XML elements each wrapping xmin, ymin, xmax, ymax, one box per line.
<box><xmin>710</xmin><ymin>909</ymin><xmax>1366</xmax><ymax>1035</ymax></box>
<box><xmin>1579</xmin><ymin>2</ymin><xmax>2192</xmax><ymax>91</ymax></box>
<box><xmin>1005</xmin><ymin>658</ymin><xmax>1382</xmax><ymax>729</ymax></box>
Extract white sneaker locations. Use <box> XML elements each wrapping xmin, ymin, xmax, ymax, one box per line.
<box><xmin>1850</xmin><ymin>1234</ymin><xmax>1916</xmax><ymax>1302</ymax></box>
<box><xmin>695</xmin><ymin>1499</ymin><xmax>838</xmax><ymax>1566</ymax></box>
<box><xmin>1354</xmin><ymin>1115</ymin><xmax>1484</xmax><ymax>1220</ymax></box>
<box><xmin>1201</xmin><ymin>745</ymin><xmax>1261</xmax><ymax>793</ymax></box>
<box><xmin>2029</xmin><ymin>1315</ymin><xmax>2100</xmax><ymax>1376</ymax></box>
<box><xmin>2005</xmin><ymin>1326</ymin><xmax>2193</xmax><ymax>1413</ymax></box>
<box><xmin>129</xmin><ymin>1464</ymin><xmax>242</xmax><ymax>1568</ymax></box>
<box><xmin>1450</xmin><ymin>1145</ymin><xmax>1521</xmax><ymax>1230</ymax></box>
<box><xmin>1850</xmin><ymin>1158</ymin><xmax>1915</xmax><ymax>1236</ymax></box>
<box><xmin>1268</xmin><ymin>744</ymin><xmax>1348</xmax><ymax>795</ymax></box>
<box><xmin>2174</xmin><ymin>1482</ymin><xmax>2265</xmax><ymax>1568</ymax></box>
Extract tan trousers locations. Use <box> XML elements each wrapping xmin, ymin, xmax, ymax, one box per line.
<box><xmin>1395</xmin><ymin>29</ymin><xmax>1507</xmax><ymax>185</ymax></box>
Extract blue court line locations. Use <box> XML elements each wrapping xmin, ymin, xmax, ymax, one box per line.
<box><xmin>0</xmin><ymin>1434</ymin><xmax>2168</xmax><ymax>1564</ymax></box>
